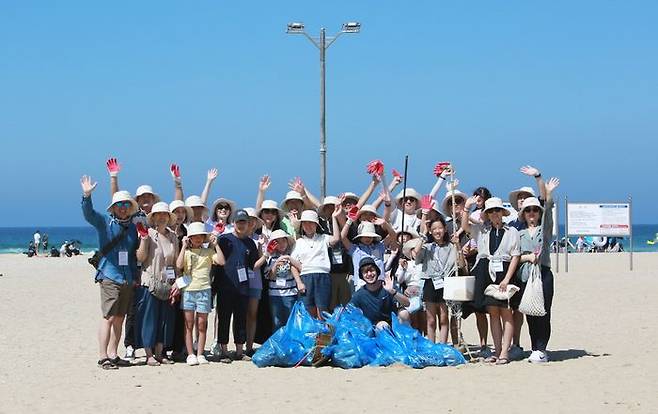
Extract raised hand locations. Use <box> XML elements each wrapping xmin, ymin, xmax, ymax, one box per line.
<box><xmin>372</xmin><ymin>217</ymin><xmax>385</xmax><ymax>226</ymax></box>
<box><xmin>520</xmin><ymin>165</ymin><xmax>541</xmax><ymax>177</ymax></box>
<box><xmin>545</xmin><ymin>177</ymin><xmax>560</xmax><ymax>195</ymax></box>
<box><xmin>465</xmin><ymin>195</ymin><xmax>478</xmax><ymax>210</ymax></box>
<box><xmin>332</xmin><ymin>203</ymin><xmax>343</xmax><ymax>218</ymax></box>
<box><xmin>433</xmin><ymin>162</ymin><xmax>451</xmax><ymax>177</ymax></box>
<box><xmin>212</xmin><ymin>222</ymin><xmax>225</xmax><ymax>235</ymax></box>
<box><xmin>259</xmin><ymin>175</ymin><xmax>271</xmax><ymax>192</ymax></box>
<box><xmin>208</xmin><ymin>234</ymin><xmax>218</xmax><ymax>246</ymax></box>
<box><xmin>80</xmin><ymin>175</ymin><xmax>98</xmax><ymax>196</ymax></box>
<box><xmin>106</xmin><ymin>158</ymin><xmax>121</xmax><ymax>177</ymax></box>
<box><xmin>392</xmin><ymin>169</ymin><xmax>402</xmax><ymax>180</ymax></box>
<box><xmin>288</xmin><ymin>177</ymin><xmax>305</xmax><ymax>195</ymax></box>
<box><xmin>207</xmin><ymin>168</ymin><xmax>218</xmax><ymax>182</ymax></box>
<box><xmin>170</xmin><ymin>163</ymin><xmax>181</xmax><ymax>183</ymax></box>
<box><xmin>446</xmin><ymin>178</ymin><xmax>460</xmax><ymax>192</ymax></box>
<box><xmin>420</xmin><ymin>194</ymin><xmax>433</xmax><ymax>213</ymax></box>
<box><xmin>383</xmin><ymin>272</ymin><xmax>395</xmax><ymax>294</ymax></box>
<box><xmin>266</xmin><ymin>239</ymin><xmax>279</xmax><ymax>255</ymax></box>
<box><xmin>347</xmin><ymin>206</ymin><xmax>360</xmax><ymax>222</ymax></box>
<box><xmin>136</xmin><ymin>222</ymin><xmax>149</xmax><ymax>239</ymax></box>
<box><xmin>366</xmin><ymin>159</ymin><xmax>385</xmax><ymax>177</ymax></box>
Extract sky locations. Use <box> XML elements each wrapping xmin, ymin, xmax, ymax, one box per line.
<box><xmin>1</xmin><ymin>1</ymin><xmax>656</xmax><ymax>226</ymax></box>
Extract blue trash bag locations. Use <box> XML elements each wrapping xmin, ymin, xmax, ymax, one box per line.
<box><xmin>253</xmin><ymin>301</ymin><xmax>326</xmax><ymax>367</ymax></box>
<box><xmin>391</xmin><ymin>315</ymin><xmax>466</xmax><ymax>367</ymax></box>
<box><xmin>321</xmin><ymin>305</ymin><xmax>378</xmax><ymax>368</ymax></box>
<box><xmin>370</xmin><ymin>327</ymin><xmax>406</xmax><ymax>366</ymax></box>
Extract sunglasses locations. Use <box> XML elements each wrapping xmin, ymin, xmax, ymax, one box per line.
<box><xmin>216</xmin><ymin>205</ymin><xmax>231</xmax><ymax>211</ymax></box>
<box><xmin>261</xmin><ymin>209</ymin><xmax>277</xmax><ymax>215</ymax></box>
<box><xmin>525</xmin><ymin>207</ymin><xmax>541</xmax><ymax>213</ymax></box>
<box><xmin>447</xmin><ymin>199</ymin><xmax>465</xmax><ymax>206</ymax></box>
<box><xmin>488</xmin><ymin>207</ymin><xmax>504</xmax><ymax>213</ymax></box>
<box><xmin>114</xmin><ymin>201</ymin><xmax>132</xmax><ymax>208</ymax></box>
<box><xmin>403</xmin><ymin>197</ymin><xmax>417</xmax><ymax>203</ymax></box>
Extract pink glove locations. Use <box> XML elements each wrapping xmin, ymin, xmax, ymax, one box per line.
<box><xmin>106</xmin><ymin>158</ymin><xmax>121</xmax><ymax>177</ymax></box>
<box><xmin>170</xmin><ymin>163</ymin><xmax>181</xmax><ymax>181</ymax></box>
<box><xmin>136</xmin><ymin>223</ymin><xmax>149</xmax><ymax>239</ymax></box>
<box><xmin>212</xmin><ymin>222</ymin><xmax>225</xmax><ymax>235</ymax></box>
<box><xmin>420</xmin><ymin>195</ymin><xmax>433</xmax><ymax>212</ymax></box>
<box><xmin>347</xmin><ymin>206</ymin><xmax>360</xmax><ymax>222</ymax></box>
<box><xmin>391</xmin><ymin>168</ymin><xmax>402</xmax><ymax>179</ymax></box>
<box><xmin>366</xmin><ymin>160</ymin><xmax>385</xmax><ymax>177</ymax></box>
<box><xmin>433</xmin><ymin>162</ymin><xmax>451</xmax><ymax>177</ymax></box>
<box><xmin>267</xmin><ymin>240</ymin><xmax>279</xmax><ymax>255</ymax></box>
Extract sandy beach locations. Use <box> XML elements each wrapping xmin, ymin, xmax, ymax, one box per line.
<box><xmin>0</xmin><ymin>252</ymin><xmax>655</xmax><ymax>413</ymax></box>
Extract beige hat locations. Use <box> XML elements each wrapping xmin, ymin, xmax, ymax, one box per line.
<box><xmin>269</xmin><ymin>229</ymin><xmax>295</xmax><ymax>246</ymax></box>
<box><xmin>354</xmin><ymin>222</ymin><xmax>381</xmax><ymax>242</ymax></box>
<box><xmin>135</xmin><ymin>185</ymin><xmax>161</xmax><ymax>202</ymax></box>
<box><xmin>147</xmin><ymin>202</ymin><xmax>177</xmax><ymax>227</ymax></box>
<box><xmin>300</xmin><ymin>210</ymin><xmax>319</xmax><ymax>225</ymax></box>
<box><xmin>395</xmin><ymin>188</ymin><xmax>422</xmax><ymax>206</ymax></box>
<box><xmin>356</xmin><ymin>204</ymin><xmax>380</xmax><ymax>220</ymax></box>
<box><xmin>483</xmin><ymin>197</ymin><xmax>511</xmax><ymax>217</ymax></box>
<box><xmin>280</xmin><ymin>191</ymin><xmax>304</xmax><ymax>211</ymax></box>
<box><xmin>106</xmin><ymin>191</ymin><xmax>139</xmax><ymax>216</ymax></box>
<box><xmin>402</xmin><ymin>238</ymin><xmax>423</xmax><ymax>258</ymax></box>
<box><xmin>169</xmin><ymin>200</ymin><xmax>193</xmax><ymax>223</ymax></box>
<box><xmin>342</xmin><ymin>192</ymin><xmax>359</xmax><ymax>203</ymax></box>
<box><xmin>186</xmin><ymin>222</ymin><xmax>208</xmax><ymax>237</ymax></box>
<box><xmin>185</xmin><ymin>195</ymin><xmax>208</xmax><ymax>213</ymax></box>
<box><xmin>244</xmin><ymin>207</ymin><xmax>264</xmax><ymax>225</ymax></box>
<box><xmin>211</xmin><ymin>198</ymin><xmax>237</xmax><ymax>222</ymax></box>
<box><xmin>257</xmin><ymin>199</ymin><xmax>282</xmax><ymax>219</ymax></box>
<box><xmin>319</xmin><ymin>196</ymin><xmax>340</xmax><ymax>211</ymax></box>
<box><xmin>441</xmin><ymin>190</ymin><xmax>467</xmax><ymax>216</ymax></box>
<box><xmin>398</xmin><ymin>226</ymin><xmax>420</xmax><ymax>240</ymax></box>
<box><xmin>518</xmin><ymin>197</ymin><xmax>544</xmax><ymax>222</ymax></box>
<box><xmin>509</xmin><ymin>186</ymin><xmax>536</xmax><ymax>211</ymax></box>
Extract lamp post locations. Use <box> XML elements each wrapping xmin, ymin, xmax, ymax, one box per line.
<box><xmin>287</xmin><ymin>22</ymin><xmax>361</xmax><ymax>199</ymax></box>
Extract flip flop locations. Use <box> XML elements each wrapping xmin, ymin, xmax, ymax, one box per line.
<box><xmin>146</xmin><ymin>357</ymin><xmax>161</xmax><ymax>367</ymax></box>
<box><xmin>496</xmin><ymin>358</ymin><xmax>510</xmax><ymax>365</ymax></box>
<box><xmin>110</xmin><ymin>357</ymin><xmax>132</xmax><ymax>367</ymax></box>
<box><xmin>484</xmin><ymin>356</ymin><xmax>498</xmax><ymax>363</ymax></box>
<box><xmin>156</xmin><ymin>357</ymin><xmax>174</xmax><ymax>365</ymax></box>
<box><xmin>97</xmin><ymin>358</ymin><xmax>118</xmax><ymax>370</ymax></box>
<box><xmin>217</xmin><ymin>351</ymin><xmax>232</xmax><ymax>364</ymax></box>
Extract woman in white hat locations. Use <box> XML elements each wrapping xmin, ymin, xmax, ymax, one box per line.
<box><xmin>135</xmin><ymin>202</ymin><xmax>180</xmax><ymax>366</ymax></box>
<box><xmin>256</xmin><ymin>199</ymin><xmax>289</xmax><ymax>240</ymax></box>
<box><xmin>169</xmin><ymin>200</ymin><xmax>193</xmax><ymax>239</ymax></box>
<box><xmin>81</xmin><ymin>176</ymin><xmax>139</xmax><ymax>369</ymax></box>
<box><xmin>390</xmin><ymin>188</ymin><xmax>423</xmax><ymax>234</ymax></box>
<box><xmin>515</xmin><ymin>178</ymin><xmax>559</xmax><ymax>363</ymax></box>
<box><xmin>506</xmin><ymin>165</ymin><xmax>547</xmax><ymax>231</ymax></box>
<box><xmin>255</xmin><ymin>175</ymin><xmax>298</xmax><ymax>238</ymax></box>
<box><xmin>462</xmin><ymin>196</ymin><xmax>521</xmax><ymax>365</ymax></box>
<box><xmin>290</xmin><ymin>209</ymin><xmax>342</xmax><ymax>318</ymax></box>
<box><xmin>185</xmin><ymin>195</ymin><xmax>209</xmax><ymax>223</ymax></box>
<box><xmin>206</xmin><ymin>197</ymin><xmax>237</xmax><ymax>235</ymax></box>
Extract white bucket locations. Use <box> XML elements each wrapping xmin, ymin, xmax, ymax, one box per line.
<box><xmin>443</xmin><ymin>276</ymin><xmax>475</xmax><ymax>301</ymax></box>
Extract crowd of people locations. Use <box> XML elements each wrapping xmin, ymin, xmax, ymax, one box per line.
<box><xmin>81</xmin><ymin>157</ymin><xmax>559</xmax><ymax>369</ymax></box>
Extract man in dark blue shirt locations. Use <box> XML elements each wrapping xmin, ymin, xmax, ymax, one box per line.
<box><xmin>349</xmin><ymin>257</ymin><xmax>410</xmax><ymax>330</ymax></box>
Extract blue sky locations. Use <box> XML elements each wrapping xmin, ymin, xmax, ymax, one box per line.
<box><xmin>1</xmin><ymin>1</ymin><xmax>656</xmax><ymax>226</ymax></box>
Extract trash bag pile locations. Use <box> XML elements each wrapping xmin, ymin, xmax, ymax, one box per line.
<box><xmin>253</xmin><ymin>302</ymin><xmax>466</xmax><ymax>369</ymax></box>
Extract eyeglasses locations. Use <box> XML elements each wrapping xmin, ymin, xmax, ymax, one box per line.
<box><xmin>114</xmin><ymin>201</ymin><xmax>132</xmax><ymax>208</ymax></box>
<box><xmin>403</xmin><ymin>197</ymin><xmax>417</xmax><ymax>203</ymax></box>
<box><xmin>525</xmin><ymin>207</ymin><xmax>541</xmax><ymax>213</ymax></box>
<box><xmin>216</xmin><ymin>205</ymin><xmax>230</xmax><ymax>211</ymax></box>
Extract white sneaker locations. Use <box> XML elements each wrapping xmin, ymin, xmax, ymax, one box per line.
<box><xmin>210</xmin><ymin>342</ymin><xmax>220</xmax><ymax>356</ymax></box>
<box><xmin>124</xmin><ymin>345</ymin><xmax>135</xmax><ymax>360</ymax></box>
<box><xmin>527</xmin><ymin>350</ymin><xmax>548</xmax><ymax>363</ymax></box>
<box><xmin>197</xmin><ymin>355</ymin><xmax>209</xmax><ymax>365</ymax></box>
<box><xmin>186</xmin><ymin>354</ymin><xmax>199</xmax><ymax>366</ymax></box>
<box><xmin>508</xmin><ymin>345</ymin><xmax>524</xmax><ymax>361</ymax></box>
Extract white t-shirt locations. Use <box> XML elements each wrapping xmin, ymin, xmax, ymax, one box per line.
<box><xmin>390</xmin><ymin>208</ymin><xmax>421</xmax><ymax>233</ymax></box>
<box><xmin>292</xmin><ymin>233</ymin><xmax>332</xmax><ymax>275</ymax></box>
<box><xmin>33</xmin><ymin>232</ymin><xmax>41</xmax><ymax>244</ymax></box>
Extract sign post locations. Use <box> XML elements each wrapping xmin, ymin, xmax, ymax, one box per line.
<box><xmin>565</xmin><ymin>196</ymin><xmax>569</xmax><ymax>272</ymax></box>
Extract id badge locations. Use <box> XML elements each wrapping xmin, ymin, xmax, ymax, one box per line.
<box><xmin>432</xmin><ymin>277</ymin><xmax>444</xmax><ymax>290</ymax></box>
<box><xmin>331</xmin><ymin>249</ymin><xmax>343</xmax><ymax>265</ymax></box>
<box><xmin>118</xmin><ymin>251</ymin><xmax>128</xmax><ymax>266</ymax></box>
<box><xmin>176</xmin><ymin>275</ymin><xmax>192</xmax><ymax>289</ymax></box>
<box><xmin>165</xmin><ymin>266</ymin><xmax>176</xmax><ymax>281</ymax></box>
<box><xmin>238</xmin><ymin>267</ymin><xmax>248</xmax><ymax>283</ymax></box>
<box><xmin>276</xmin><ymin>278</ymin><xmax>287</xmax><ymax>287</ymax></box>
<box><xmin>492</xmin><ymin>259</ymin><xmax>504</xmax><ymax>272</ymax></box>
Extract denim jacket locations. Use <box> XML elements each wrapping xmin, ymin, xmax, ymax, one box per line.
<box><xmin>82</xmin><ymin>196</ymin><xmax>138</xmax><ymax>284</ymax></box>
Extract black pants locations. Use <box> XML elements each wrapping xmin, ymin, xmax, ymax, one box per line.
<box><xmin>526</xmin><ymin>266</ymin><xmax>554</xmax><ymax>352</ymax></box>
<box><xmin>123</xmin><ymin>296</ymin><xmax>137</xmax><ymax>348</ymax></box>
<box><xmin>217</xmin><ymin>284</ymin><xmax>248</xmax><ymax>345</ymax></box>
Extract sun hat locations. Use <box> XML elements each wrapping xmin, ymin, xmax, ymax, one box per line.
<box><xmin>243</xmin><ymin>207</ymin><xmax>264</xmax><ymax>226</ymax></box>
<box><xmin>509</xmin><ymin>186</ymin><xmax>536</xmax><ymax>211</ymax></box>
<box><xmin>518</xmin><ymin>197</ymin><xmax>544</xmax><ymax>222</ymax></box>
<box><xmin>300</xmin><ymin>210</ymin><xmax>319</xmax><ymax>225</ymax></box>
<box><xmin>395</xmin><ymin>188</ymin><xmax>422</xmax><ymax>206</ymax></box>
<box><xmin>211</xmin><ymin>198</ymin><xmax>237</xmax><ymax>222</ymax></box>
<box><xmin>441</xmin><ymin>190</ymin><xmax>467</xmax><ymax>216</ymax></box>
<box><xmin>402</xmin><ymin>237</ymin><xmax>423</xmax><ymax>258</ymax></box>
<box><xmin>483</xmin><ymin>197</ymin><xmax>510</xmax><ymax>216</ymax></box>
<box><xmin>269</xmin><ymin>229</ymin><xmax>295</xmax><ymax>246</ymax></box>
<box><xmin>135</xmin><ymin>185</ymin><xmax>161</xmax><ymax>202</ymax></box>
<box><xmin>257</xmin><ymin>199</ymin><xmax>282</xmax><ymax>218</ymax></box>
<box><xmin>233</xmin><ymin>209</ymin><xmax>250</xmax><ymax>222</ymax></box>
<box><xmin>147</xmin><ymin>202</ymin><xmax>177</xmax><ymax>227</ymax></box>
<box><xmin>185</xmin><ymin>195</ymin><xmax>209</xmax><ymax>214</ymax></box>
<box><xmin>398</xmin><ymin>226</ymin><xmax>420</xmax><ymax>240</ymax></box>
<box><xmin>358</xmin><ymin>256</ymin><xmax>381</xmax><ymax>278</ymax></box>
<box><xmin>354</xmin><ymin>222</ymin><xmax>382</xmax><ymax>242</ymax></box>
<box><xmin>319</xmin><ymin>196</ymin><xmax>340</xmax><ymax>211</ymax></box>
<box><xmin>186</xmin><ymin>222</ymin><xmax>208</xmax><ymax>237</ymax></box>
<box><xmin>169</xmin><ymin>200</ymin><xmax>194</xmax><ymax>223</ymax></box>
<box><xmin>280</xmin><ymin>191</ymin><xmax>304</xmax><ymax>211</ymax></box>
<box><xmin>106</xmin><ymin>191</ymin><xmax>139</xmax><ymax>216</ymax></box>
<box><xmin>356</xmin><ymin>204</ymin><xmax>380</xmax><ymax>220</ymax></box>
<box><xmin>341</xmin><ymin>192</ymin><xmax>359</xmax><ymax>204</ymax></box>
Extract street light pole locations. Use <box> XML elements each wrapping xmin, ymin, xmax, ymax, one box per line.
<box><xmin>287</xmin><ymin>22</ymin><xmax>360</xmax><ymax>199</ymax></box>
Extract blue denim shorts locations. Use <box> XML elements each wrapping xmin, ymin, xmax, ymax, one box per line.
<box><xmin>181</xmin><ymin>288</ymin><xmax>212</xmax><ymax>314</ymax></box>
<box><xmin>301</xmin><ymin>273</ymin><xmax>331</xmax><ymax>312</ymax></box>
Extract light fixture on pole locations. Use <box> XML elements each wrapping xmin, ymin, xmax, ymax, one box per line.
<box><xmin>286</xmin><ymin>21</ymin><xmax>361</xmax><ymax>199</ymax></box>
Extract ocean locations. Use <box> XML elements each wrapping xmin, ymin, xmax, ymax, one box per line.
<box><xmin>2</xmin><ymin>225</ymin><xmax>658</xmax><ymax>254</ymax></box>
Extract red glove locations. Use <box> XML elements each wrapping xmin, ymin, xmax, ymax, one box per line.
<box><xmin>366</xmin><ymin>160</ymin><xmax>385</xmax><ymax>177</ymax></box>
<box><xmin>392</xmin><ymin>168</ymin><xmax>402</xmax><ymax>179</ymax></box>
<box><xmin>347</xmin><ymin>206</ymin><xmax>360</xmax><ymax>222</ymax></box>
<box><xmin>213</xmin><ymin>222</ymin><xmax>225</xmax><ymax>235</ymax></box>
<box><xmin>136</xmin><ymin>223</ymin><xmax>149</xmax><ymax>239</ymax></box>
<box><xmin>106</xmin><ymin>158</ymin><xmax>121</xmax><ymax>177</ymax></box>
<box><xmin>267</xmin><ymin>240</ymin><xmax>279</xmax><ymax>255</ymax></box>
<box><xmin>420</xmin><ymin>195</ymin><xmax>433</xmax><ymax>212</ymax></box>
<box><xmin>433</xmin><ymin>162</ymin><xmax>451</xmax><ymax>177</ymax></box>
<box><xmin>170</xmin><ymin>163</ymin><xmax>181</xmax><ymax>178</ymax></box>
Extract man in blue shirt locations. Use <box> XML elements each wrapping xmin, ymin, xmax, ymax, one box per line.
<box><xmin>349</xmin><ymin>257</ymin><xmax>410</xmax><ymax>330</ymax></box>
<box><xmin>81</xmin><ymin>175</ymin><xmax>139</xmax><ymax>369</ymax></box>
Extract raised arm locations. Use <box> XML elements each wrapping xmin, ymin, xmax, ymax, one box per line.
<box><xmin>329</xmin><ymin>204</ymin><xmax>343</xmax><ymax>246</ymax></box>
<box><xmin>289</xmin><ymin>177</ymin><xmax>320</xmax><ymax>210</ymax></box>
<box><xmin>340</xmin><ymin>213</ymin><xmax>354</xmax><ymax>251</ymax></box>
<box><xmin>176</xmin><ymin>236</ymin><xmax>188</xmax><ymax>270</ymax></box>
<box><xmin>200</xmin><ymin>168</ymin><xmax>218</xmax><ymax>205</ymax></box>
<box><xmin>81</xmin><ymin>175</ymin><xmax>105</xmax><ymax>229</ymax></box>
<box><xmin>106</xmin><ymin>157</ymin><xmax>121</xmax><ymax>197</ymax></box>
<box><xmin>521</xmin><ymin>165</ymin><xmax>547</xmax><ymax>201</ymax></box>
<box><xmin>461</xmin><ymin>196</ymin><xmax>478</xmax><ymax>234</ymax></box>
<box><xmin>170</xmin><ymin>163</ymin><xmax>184</xmax><ymax>201</ymax></box>
<box><xmin>256</xmin><ymin>175</ymin><xmax>271</xmax><ymax>211</ymax></box>
<box><xmin>357</xmin><ymin>175</ymin><xmax>381</xmax><ymax>208</ymax></box>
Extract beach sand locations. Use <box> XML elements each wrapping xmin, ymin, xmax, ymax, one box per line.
<box><xmin>0</xmin><ymin>252</ymin><xmax>655</xmax><ymax>413</ymax></box>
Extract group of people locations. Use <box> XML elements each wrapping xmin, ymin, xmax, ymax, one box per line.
<box><xmin>82</xmin><ymin>157</ymin><xmax>559</xmax><ymax>369</ymax></box>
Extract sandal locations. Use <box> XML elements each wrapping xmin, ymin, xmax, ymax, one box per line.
<box><xmin>110</xmin><ymin>357</ymin><xmax>132</xmax><ymax>367</ymax></box>
<box><xmin>156</xmin><ymin>357</ymin><xmax>174</xmax><ymax>365</ymax></box>
<box><xmin>217</xmin><ymin>351</ymin><xmax>232</xmax><ymax>364</ymax></box>
<box><xmin>146</xmin><ymin>357</ymin><xmax>161</xmax><ymax>367</ymax></box>
<box><xmin>496</xmin><ymin>358</ymin><xmax>510</xmax><ymax>365</ymax></box>
<box><xmin>484</xmin><ymin>356</ymin><xmax>498</xmax><ymax>363</ymax></box>
<box><xmin>98</xmin><ymin>358</ymin><xmax>118</xmax><ymax>370</ymax></box>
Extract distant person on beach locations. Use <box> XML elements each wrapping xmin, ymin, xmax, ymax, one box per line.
<box><xmin>80</xmin><ymin>175</ymin><xmax>139</xmax><ymax>370</ymax></box>
<box><xmin>41</xmin><ymin>233</ymin><xmax>48</xmax><ymax>251</ymax></box>
<box><xmin>33</xmin><ymin>230</ymin><xmax>41</xmax><ymax>256</ymax></box>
